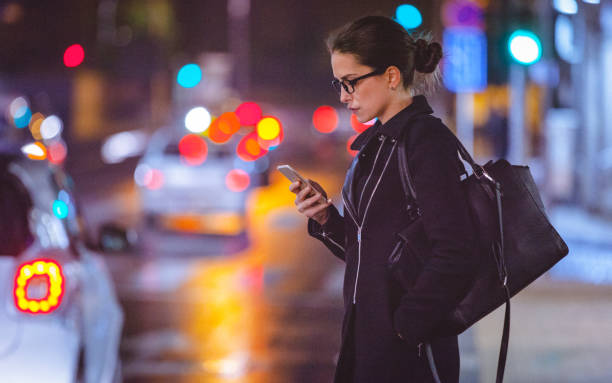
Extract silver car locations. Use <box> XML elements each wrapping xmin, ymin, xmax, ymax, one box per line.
<box><xmin>135</xmin><ymin>127</ymin><xmax>267</xmax><ymax>236</ymax></box>
<box><xmin>0</xmin><ymin>153</ymin><xmax>123</xmax><ymax>383</ymax></box>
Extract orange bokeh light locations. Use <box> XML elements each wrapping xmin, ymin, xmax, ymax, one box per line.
<box><xmin>207</xmin><ymin>119</ymin><xmax>233</xmax><ymax>144</ymax></box>
<box><xmin>217</xmin><ymin>112</ymin><xmax>241</xmax><ymax>135</ymax></box>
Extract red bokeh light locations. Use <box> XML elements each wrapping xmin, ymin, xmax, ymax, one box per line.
<box><xmin>179</xmin><ymin>134</ymin><xmax>208</xmax><ymax>165</ymax></box>
<box><xmin>47</xmin><ymin>141</ymin><xmax>67</xmax><ymax>164</ymax></box>
<box><xmin>347</xmin><ymin>134</ymin><xmax>359</xmax><ymax>157</ymax></box>
<box><xmin>237</xmin><ymin>131</ymin><xmax>267</xmax><ymax>162</ymax></box>
<box><xmin>235</xmin><ymin>102</ymin><xmax>262</xmax><ymax>126</ymax></box>
<box><xmin>226</xmin><ymin>169</ymin><xmax>251</xmax><ymax>192</ymax></box>
<box><xmin>350</xmin><ymin>114</ymin><xmax>376</xmax><ymax>133</ymax></box>
<box><xmin>63</xmin><ymin>44</ymin><xmax>85</xmax><ymax>68</ymax></box>
<box><xmin>312</xmin><ymin>106</ymin><xmax>339</xmax><ymax>133</ymax></box>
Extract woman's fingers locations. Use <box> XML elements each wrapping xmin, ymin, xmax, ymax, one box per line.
<box><xmin>302</xmin><ymin>198</ymin><xmax>332</xmax><ymax>218</ymax></box>
<box><xmin>295</xmin><ymin>185</ymin><xmax>312</xmax><ymax>203</ymax></box>
<box><xmin>297</xmin><ymin>192</ymin><xmax>326</xmax><ymax>213</ymax></box>
<box><xmin>289</xmin><ymin>181</ymin><xmax>301</xmax><ymax>194</ymax></box>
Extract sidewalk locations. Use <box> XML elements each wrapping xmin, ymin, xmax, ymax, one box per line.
<box><xmin>464</xmin><ymin>204</ymin><xmax>612</xmax><ymax>383</ymax></box>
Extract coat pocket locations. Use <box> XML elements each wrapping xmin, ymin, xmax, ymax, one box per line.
<box><xmin>387</xmin><ymin>217</ymin><xmax>429</xmax><ymax>291</ymax></box>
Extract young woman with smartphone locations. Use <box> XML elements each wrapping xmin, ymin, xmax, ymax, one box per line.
<box><xmin>289</xmin><ymin>16</ymin><xmax>477</xmax><ymax>383</ymax></box>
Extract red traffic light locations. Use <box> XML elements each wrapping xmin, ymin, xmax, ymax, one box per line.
<box><xmin>63</xmin><ymin>44</ymin><xmax>85</xmax><ymax>68</ymax></box>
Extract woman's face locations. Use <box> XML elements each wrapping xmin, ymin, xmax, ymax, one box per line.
<box><xmin>331</xmin><ymin>52</ymin><xmax>391</xmax><ymax>123</ymax></box>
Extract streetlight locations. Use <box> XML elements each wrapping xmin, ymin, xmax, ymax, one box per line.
<box><xmin>507</xmin><ymin>29</ymin><xmax>542</xmax><ymax>164</ymax></box>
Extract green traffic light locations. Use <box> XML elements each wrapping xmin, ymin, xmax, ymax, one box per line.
<box><xmin>508</xmin><ymin>30</ymin><xmax>542</xmax><ymax>65</ymax></box>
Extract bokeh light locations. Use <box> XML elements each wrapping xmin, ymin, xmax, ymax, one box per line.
<box><xmin>9</xmin><ymin>97</ymin><xmax>31</xmax><ymax>128</ymax></box>
<box><xmin>185</xmin><ymin>107</ymin><xmax>212</xmax><ymax>133</ymax></box>
<box><xmin>21</xmin><ymin>142</ymin><xmax>47</xmax><ymax>160</ymax></box>
<box><xmin>52</xmin><ymin>200</ymin><xmax>69</xmax><ymax>219</ymax></box>
<box><xmin>9</xmin><ymin>97</ymin><xmax>28</xmax><ymax>117</ymax></box>
<box><xmin>351</xmin><ymin>114</ymin><xmax>376</xmax><ymax>133</ymax></box>
<box><xmin>29</xmin><ymin>113</ymin><xmax>45</xmax><ymax>140</ymax></box>
<box><xmin>2</xmin><ymin>3</ymin><xmax>24</xmax><ymax>24</ymax></box>
<box><xmin>226</xmin><ymin>169</ymin><xmax>250</xmax><ymax>192</ymax></box>
<box><xmin>256</xmin><ymin>116</ymin><xmax>281</xmax><ymax>140</ymax></box>
<box><xmin>134</xmin><ymin>164</ymin><xmax>165</xmax><ymax>190</ymax></box>
<box><xmin>40</xmin><ymin>115</ymin><xmax>63</xmax><ymax>140</ymax></box>
<box><xmin>395</xmin><ymin>4</ymin><xmax>422</xmax><ymax>30</ymax></box>
<box><xmin>207</xmin><ymin>119</ymin><xmax>233</xmax><ymax>144</ymax></box>
<box><xmin>101</xmin><ymin>130</ymin><xmax>148</xmax><ymax>164</ymax></box>
<box><xmin>237</xmin><ymin>131</ymin><xmax>267</xmax><ymax>162</ymax></box>
<box><xmin>312</xmin><ymin>106</ymin><xmax>339</xmax><ymax>133</ymax></box>
<box><xmin>217</xmin><ymin>112</ymin><xmax>241</xmax><ymax>135</ymax></box>
<box><xmin>177</xmin><ymin>63</ymin><xmax>202</xmax><ymax>88</ymax></box>
<box><xmin>13</xmin><ymin>107</ymin><xmax>31</xmax><ymax>128</ymax></box>
<box><xmin>553</xmin><ymin>0</ymin><xmax>578</xmax><ymax>15</ymax></box>
<box><xmin>347</xmin><ymin>134</ymin><xmax>359</xmax><ymax>157</ymax></box>
<box><xmin>235</xmin><ymin>102</ymin><xmax>262</xmax><ymax>126</ymax></box>
<box><xmin>63</xmin><ymin>44</ymin><xmax>85</xmax><ymax>68</ymax></box>
<box><xmin>48</xmin><ymin>141</ymin><xmax>67</xmax><ymax>165</ymax></box>
<box><xmin>179</xmin><ymin>134</ymin><xmax>208</xmax><ymax>165</ymax></box>
<box><xmin>508</xmin><ymin>30</ymin><xmax>542</xmax><ymax>65</ymax></box>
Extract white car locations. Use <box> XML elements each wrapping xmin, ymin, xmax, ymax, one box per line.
<box><xmin>135</xmin><ymin>127</ymin><xmax>267</xmax><ymax>236</ymax></box>
<box><xmin>0</xmin><ymin>152</ymin><xmax>123</xmax><ymax>383</ymax></box>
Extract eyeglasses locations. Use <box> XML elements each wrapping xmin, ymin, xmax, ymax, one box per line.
<box><xmin>331</xmin><ymin>68</ymin><xmax>386</xmax><ymax>94</ymax></box>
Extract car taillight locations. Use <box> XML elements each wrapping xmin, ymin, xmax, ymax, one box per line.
<box><xmin>14</xmin><ymin>259</ymin><xmax>65</xmax><ymax>315</ymax></box>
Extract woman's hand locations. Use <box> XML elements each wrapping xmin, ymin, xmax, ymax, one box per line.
<box><xmin>289</xmin><ymin>179</ymin><xmax>332</xmax><ymax>225</ymax></box>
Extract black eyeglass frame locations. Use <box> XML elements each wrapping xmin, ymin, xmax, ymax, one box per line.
<box><xmin>331</xmin><ymin>68</ymin><xmax>387</xmax><ymax>94</ymax></box>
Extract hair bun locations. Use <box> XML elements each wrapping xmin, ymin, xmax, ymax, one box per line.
<box><xmin>414</xmin><ymin>39</ymin><xmax>442</xmax><ymax>73</ymax></box>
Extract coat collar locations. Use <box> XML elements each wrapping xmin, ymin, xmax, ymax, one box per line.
<box><xmin>350</xmin><ymin>95</ymin><xmax>434</xmax><ymax>151</ymax></box>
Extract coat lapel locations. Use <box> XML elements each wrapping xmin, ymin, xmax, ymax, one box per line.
<box><xmin>342</xmin><ymin>153</ymin><xmax>360</xmax><ymax>225</ymax></box>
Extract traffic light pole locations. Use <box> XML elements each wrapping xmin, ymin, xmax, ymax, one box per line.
<box><xmin>456</xmin><ymin>92</ymin><xmax>474</xmax><ymax>155</ymax></box>
<box><xmin>508</xmin><ymin>63</ymin><xmax>526</xmax><ymax>164</ymax></box>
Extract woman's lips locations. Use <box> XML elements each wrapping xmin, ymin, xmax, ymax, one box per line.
<box><xmin>349</xmin><ymin>108</ymin><xmax>359</xmax><ymax>112</ymax></box>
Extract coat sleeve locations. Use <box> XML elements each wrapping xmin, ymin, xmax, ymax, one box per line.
<box><xmin>393</xmin><ymin>125</ymin><xmax>478</xmax><ymax>345</ymax></box>
<box><xmin>307</xmin><ymin>204</ymin><xmax>346</xmax><ymax>261</ymax></box>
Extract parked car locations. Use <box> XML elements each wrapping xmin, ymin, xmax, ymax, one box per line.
<box><xmin>134</xmin><ymin>126</ymin><xmax>267</xmax><ymax>236</ymax></box>
<box><xmin>0</xmin><ymin>152</ymin><xmax>123</xmax><ymax>383</ymax></box>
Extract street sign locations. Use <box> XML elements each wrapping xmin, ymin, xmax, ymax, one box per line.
<box><xmin>443</xmin><ymin>27</ymin><xmax>487</xmax><ymax>93</ymax></box>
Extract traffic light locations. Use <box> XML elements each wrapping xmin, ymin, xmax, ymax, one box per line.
<box><xmin>508</xmin><ymin>30</ymin><xmax>542</xmax><ymax>65</ymax></box>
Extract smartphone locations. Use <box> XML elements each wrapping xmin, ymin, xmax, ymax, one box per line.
<box><xmin>277</xmin><ymin>165</ymin><xmax>328</xmax><ymax>204</ymax></box>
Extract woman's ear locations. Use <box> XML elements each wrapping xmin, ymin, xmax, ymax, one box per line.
<box><xmin>386</xmin><ymin>66</ymin><xmax>403</xmax><ymax>90</ymax></box>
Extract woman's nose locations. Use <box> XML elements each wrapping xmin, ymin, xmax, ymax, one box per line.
<box><xmin>339</xmin><ymin>87</ymin><xmax>351</xmax><ymax>104</ymax></box>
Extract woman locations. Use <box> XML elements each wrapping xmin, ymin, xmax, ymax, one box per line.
<box><xmin>289</xmin><ymin>16</ymin><xmax>477</xmax><ymax>383</ymax></box>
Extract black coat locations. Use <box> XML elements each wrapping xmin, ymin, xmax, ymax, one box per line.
<box><xmin>308</xmin><ymin>96</ymin><xmax>478</xmax><ymax>383</ymax></box>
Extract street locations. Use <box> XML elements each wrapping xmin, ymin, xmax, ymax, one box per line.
<box><xmin>76</xmin><ymin>159</ymin><xmax>612</xmax><ymax>383</ymax></box>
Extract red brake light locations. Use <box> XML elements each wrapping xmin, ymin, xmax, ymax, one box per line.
<box><xmin>14</xmin><ymin>259</ymin><xmax>65</xmax><ymax>315</ymax></box>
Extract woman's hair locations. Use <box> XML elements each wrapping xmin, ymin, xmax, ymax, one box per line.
<box><xmin>326</xmin><ymin>15</ymin><xmax>442</xmax><ymax>95</ymax></box>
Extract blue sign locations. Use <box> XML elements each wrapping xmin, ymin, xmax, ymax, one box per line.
<box><xmin>443</xmin><ymin>27</ymin><xmax>487</xmax><ymax>93</ymax></box>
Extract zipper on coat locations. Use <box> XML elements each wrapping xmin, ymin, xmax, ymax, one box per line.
<box><xmin>356</xmin><ymin>136</ymin><xmax>386</xmax><ymax>213</ymax></box>
<box><xmin>349</xmin><ymin>136</ymin><xmax>398</xmax><ymax>304</ymax></box>
<box><xmin>321</xmin><ymin>230</ymin><xmax>345</xmax><ymax>252</ymax></box>
<box><xmin>353</xmin><ymin>226</ymin><xmax>362</xmax><ymax>303</ymax></box>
